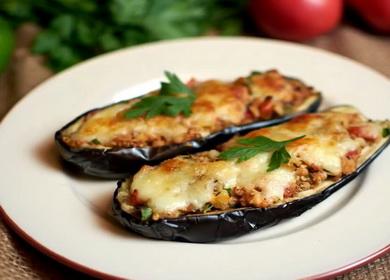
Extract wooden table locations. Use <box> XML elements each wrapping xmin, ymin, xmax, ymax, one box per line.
<box><xmin>0</xmin><ymin>23</ymin><xmax>389</xmax><ymax>279</ymax></box>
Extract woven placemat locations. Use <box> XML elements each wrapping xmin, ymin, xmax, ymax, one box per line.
<box><xmin>0</xmin><ymin>217</ymin><xmax>95</xmax><ymax>280</ymax></box>
<box><xmin>0</xmin><ymin>23</ymin><xmax>389</xmax><ymax>279</ymax></box>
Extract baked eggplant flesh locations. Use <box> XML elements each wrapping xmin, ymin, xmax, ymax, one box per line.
<box><xmin>113</xmin><ymin>106</ymin><xmax>390</xmax><ymax>242</ymax></box>
<box><xmin>55</xmin><ymin>70</ymin><xmax>321</xmax><ymax>178</ymax></box>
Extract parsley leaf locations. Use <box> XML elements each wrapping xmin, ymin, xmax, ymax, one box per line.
<box><xmin>0</xmin><ymin>0</ymin><xmax>247</xmax><ymax>71</ymax></box>
<box><xmin>219</xmin><ymin>135</ymin><xmax>305</xmax><ymax>171</ymax></box>
<box><xmin>218</xmin><ymin>146</ymin><xmax>266</xmax><ymax>163</ymax></box>
<box><xmin>160</xmin><ymin>71</ymin><xmax>194</xmax><ymax>96</ymax></box>
<box><xmin>124</xmin><ymin>71</ymin><xmax>195</xmax><ymax>119</ymax></box>
<box><xmin>140</xmin><ymin>207</ymin><xmax>152</xmax><ymax>221</ymax></box>
<box><xmin>382</xmin><ymin>127</ymin><xmax>390</xmax><ymax>137</ymax></box>
<box><xmin>267</xmin><ymin>146</ymin><xmax>291</xmax><ymax>172</ymax></box>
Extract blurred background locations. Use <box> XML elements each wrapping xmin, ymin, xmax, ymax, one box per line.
<box><xmin>0</xmin><ymin>0</ymin><xmax>389</xmax><ymax>279</ymax></box>
<box><xmin>0</xmin><ymin>0</ymin><xmax>390</xmax><ymax>119</ymax></box>
<box><xmin>0</xmin><ymin>0</ymin><xmax>389</xmax><ymax>119</ymax></box>
<box><xmin>0</xmin><ymin>0</ymin><xmax>388</xmax><ymax>68</ymax></box>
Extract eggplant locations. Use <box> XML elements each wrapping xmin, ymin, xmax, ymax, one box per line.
<box><xmin>112</xmin><ymin>137</ymin><xmax>390</xmax><ymax>243</ymax></box>
<box><xmin>55</xmin><ymin>70</ymin><xmax>321</xmax><ymax>179</ymax></box>
<box><xmin>112</xmin><ymin>107</ymin><xmax>390</xmax><ymax>242</ymax></box>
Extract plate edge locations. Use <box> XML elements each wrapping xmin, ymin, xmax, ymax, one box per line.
<box><xmin>1</xmin><ymin>206</ymin><xmax>389</xmax><ymax>279</ymax></box>
<box><xmin>0</xmin><ymin>206</ymin><xmax>126</xmax><ymax>280</ymax></box>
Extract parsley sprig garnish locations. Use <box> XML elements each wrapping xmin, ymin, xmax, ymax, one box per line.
<box><xmin>124</xmin><ymin>71</ymin><xmax>195</xmax><ymax>119</ymax></box>
<box><xmin>219</xmin><ymin>135</ymin><xmax>305</xmax><ymax>171</ymax></box>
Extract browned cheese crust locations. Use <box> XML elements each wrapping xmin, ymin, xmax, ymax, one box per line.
<box><xmin>61</xmin><ymin>70</ymin><xmax>317</xmax><ymax>149</ymax></box>
<box><xmin>116</xmin><ymin>106</ymin><xmax>389</xmax><ymax>220</ymax></box>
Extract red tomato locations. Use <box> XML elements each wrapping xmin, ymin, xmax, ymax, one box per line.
<box><xmin>249</xmin><ymin>0</ymin><xmax>343</xmax><ymax>41</ymax></box>
<box><xmin>347</xmin><ymin>0</ymin><xmax>390</xmax><ymax>33</ymax></box>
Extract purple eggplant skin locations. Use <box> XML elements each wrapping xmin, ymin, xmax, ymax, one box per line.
<box><xmin>55</xmin><ymin>95</ymin><xmax>321</xmax><ymax>179</ymax></box>
<box><xmin>112</xmin><ymin>136</ymin><xmax>389</xmax><ymax>243</ymax></box>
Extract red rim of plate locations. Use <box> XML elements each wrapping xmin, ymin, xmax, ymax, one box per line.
<box><xmin>1</xmin><ymin>206</ymin><xmax>389</xmax><ymax>280</ymax></box>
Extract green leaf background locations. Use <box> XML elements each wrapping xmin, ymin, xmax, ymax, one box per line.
<box><xmin>0</xmin><ymin>0</ymin><xmax>248</xmax><ymax>71</ymax></box>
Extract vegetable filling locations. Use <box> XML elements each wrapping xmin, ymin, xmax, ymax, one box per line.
<box><xmin>61</xmin><ymin>70</ymin><xmax>319</xmax><ymax>149</ymax></box>
<box><xmin>117</xmin><ymin>106</ymin><xmax>389</xmax><ymax>221</ymax></box>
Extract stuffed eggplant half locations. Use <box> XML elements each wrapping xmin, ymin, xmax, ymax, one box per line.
<box><xmin>113</xmin><ymin>106</ymin><xmax>390</xmax><ymax>242</ymax></box>
<box><xmin>55</xmin><ymin>70</ymin><xmax>321</xmax><ymax>178</ymax></box>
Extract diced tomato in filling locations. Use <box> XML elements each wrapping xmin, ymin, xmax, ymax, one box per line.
<box><xmin>283</xmin><ymin>185</ymin><xmax>297</xmax><ymax>198</ymax></box>
<box><xmin>129</xmin><ymin>189</ymin><xmax>144</xmax><ymax>206</ymax></box>
<box><xmin>245</xmin><ymin>109</ymin><xmax>255</xmax><ymax>121</ymax></box>
<box><xmin>348</xmin><ymin>125</ymin><xmax>378</xmax><ymax>142</ymax></box>
<box><xmin>258</xmin><ymin>96</ymin><xmax>274</xmax><ymax>119</ymax></box>
<box><xmin>345</xmin><ymin>149</ymin><xmax>359</xmax><ymax>159</ymax></box>
<box><xmin>309</xmin><ymin>164</ymin><xmax>321</xmax><ymax>172</ymax></box>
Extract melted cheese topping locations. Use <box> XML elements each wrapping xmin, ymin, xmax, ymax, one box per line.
<box><xmin>243</xmin><ymin>108</ymin><xmax>369</xmax><ymax>176</ymax></box>
<box><xmin>118</xmin><ymin>106</ymin><xmax>389</xmax><ymax>219</ymax></box>
<box><xmin>61</xmin><ymin>70</ymin><xmax>318</xmax><ymax>149</ymax></box>
<box><xmin>127</xmin><ymin>152</ymin><xmax>295</xmax><ymax>218</ymax></box>
<box><xmin>131</xmin><ymin>156</ymin><xmax>239</xmax><ymax>215</ymax></box>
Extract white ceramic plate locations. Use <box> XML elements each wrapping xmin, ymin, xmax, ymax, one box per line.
<box><xmin>0</xmin><ymin>38</ymin><xmax>389</xmax><ymax>280</ymax></box>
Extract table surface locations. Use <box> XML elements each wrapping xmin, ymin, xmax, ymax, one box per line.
<box><xmin>0</xmin><ymin>23</ymin><xmax>389</xmax><ymax>280</ymax></box>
